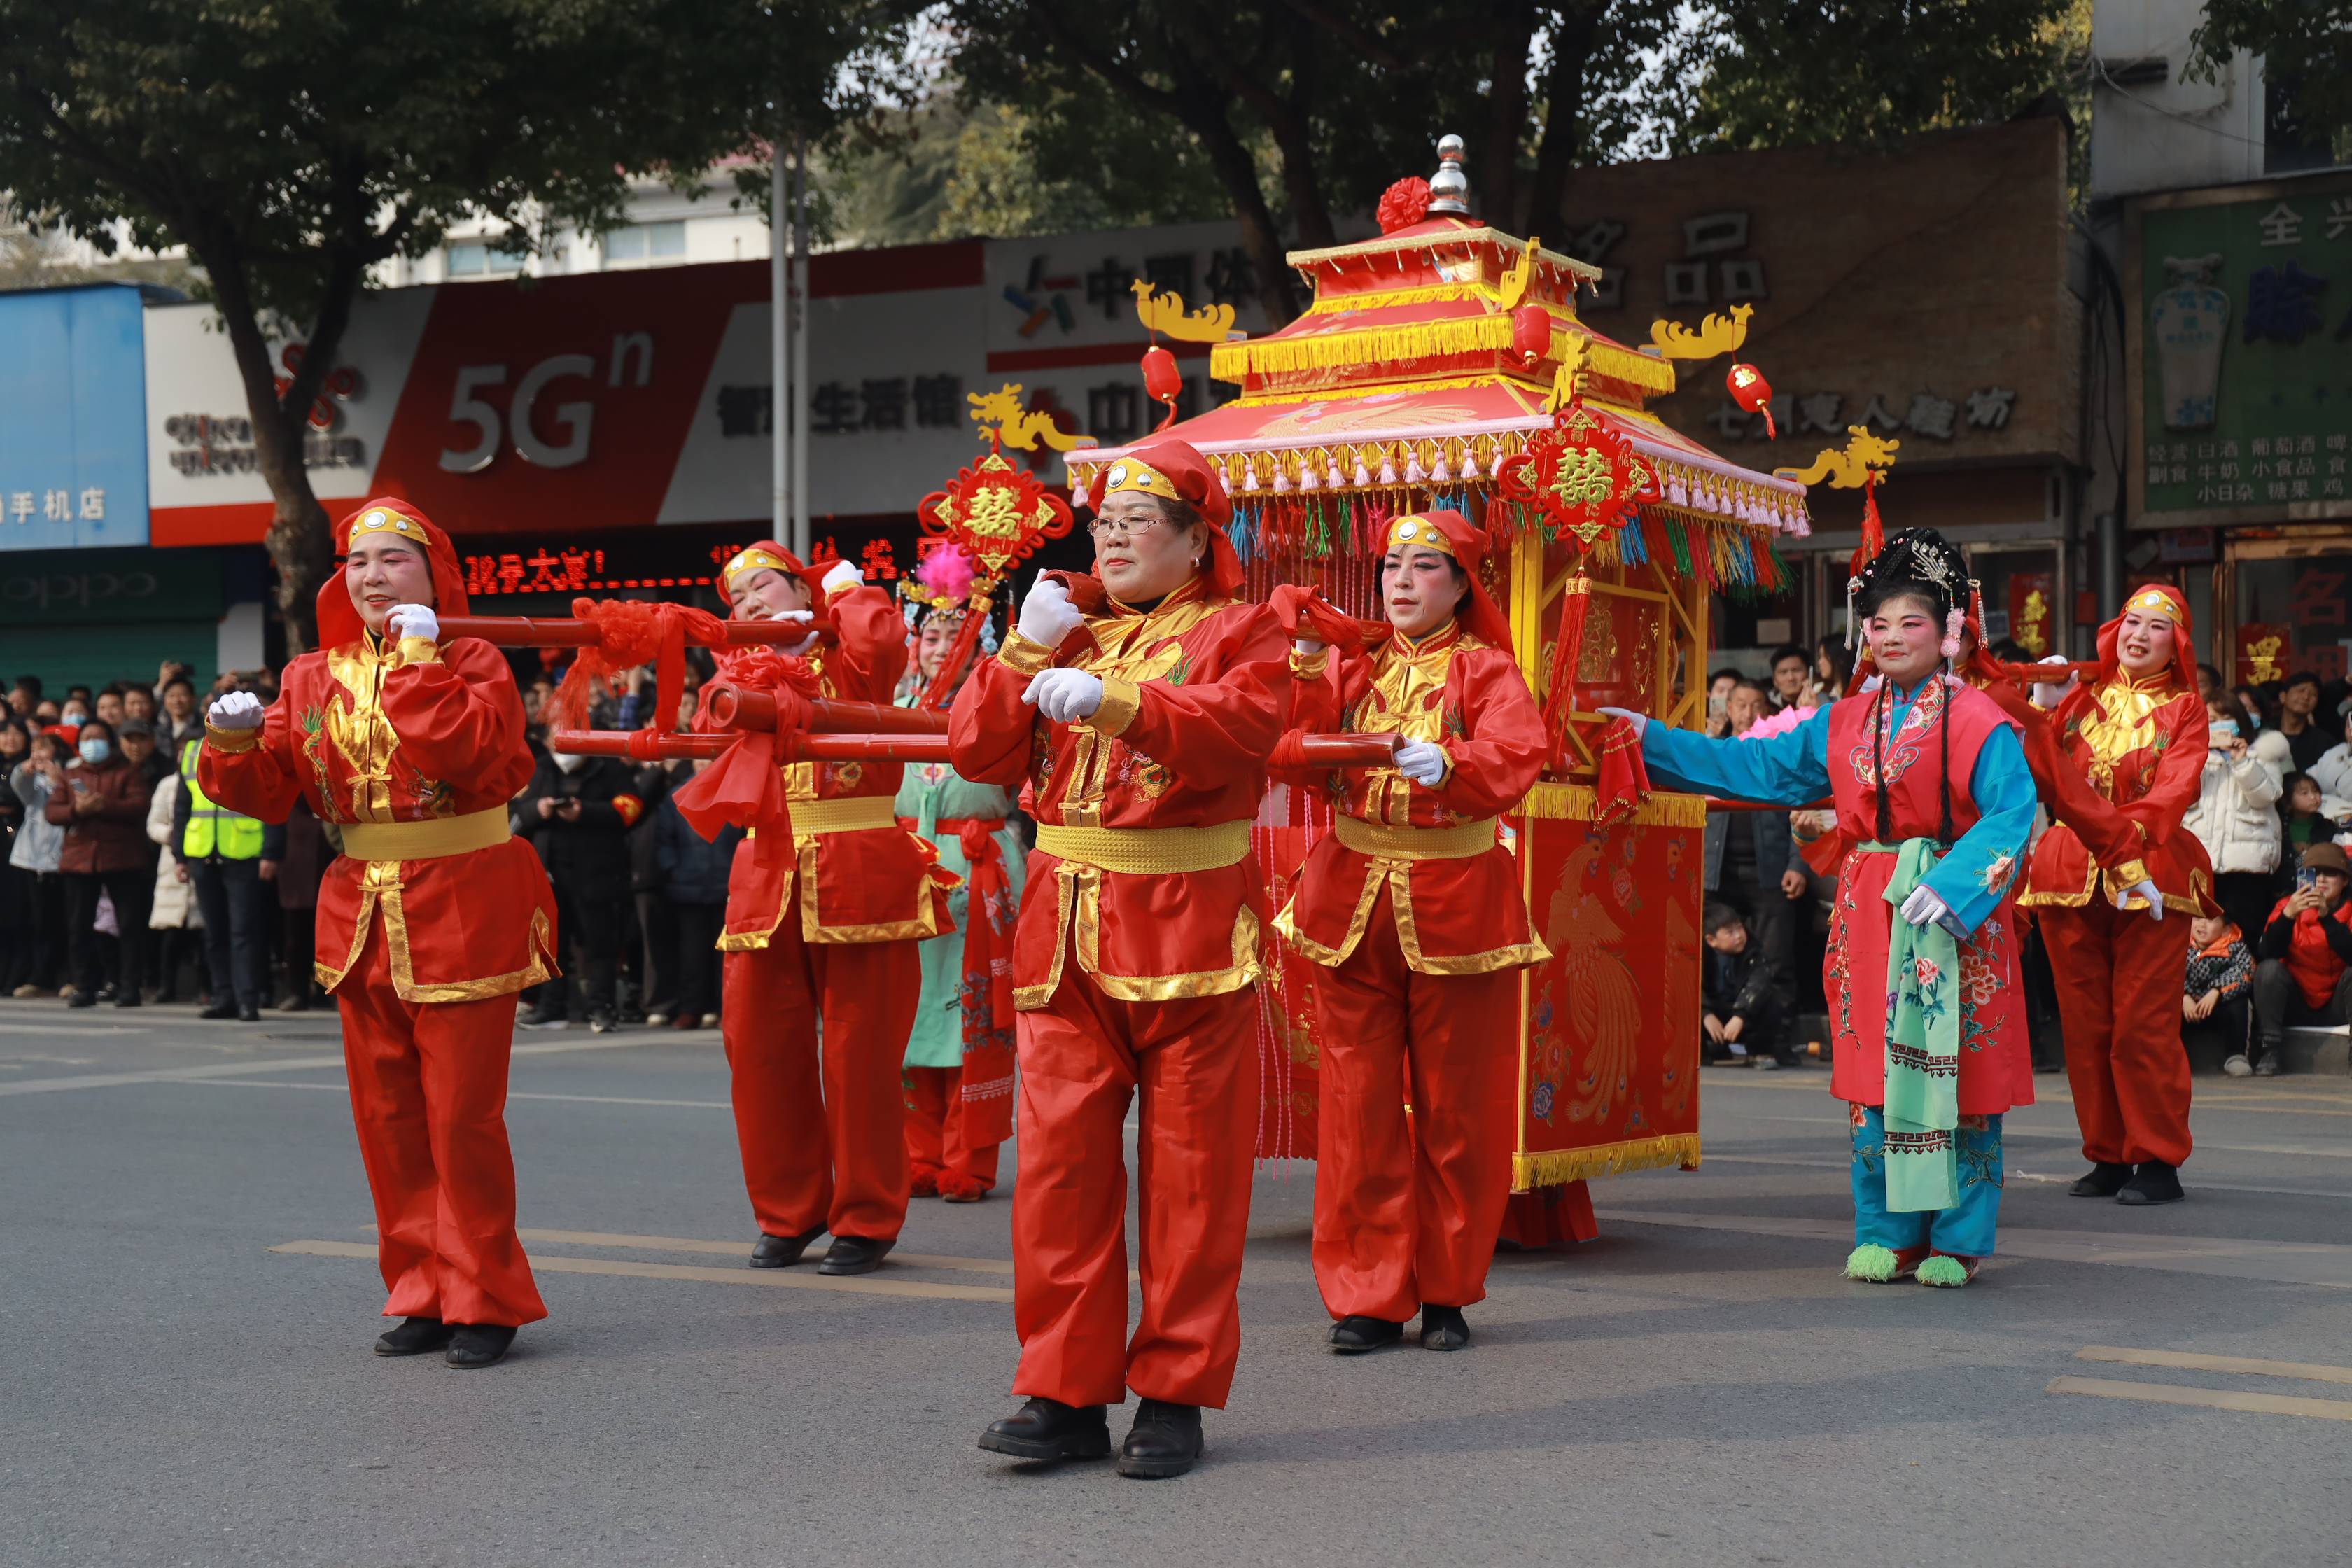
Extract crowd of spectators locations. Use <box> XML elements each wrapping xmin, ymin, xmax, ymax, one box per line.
<box><xmin>1</xmin><ymin>656</ymin><xmax>748</xmax><ymax>1034</ymax></box>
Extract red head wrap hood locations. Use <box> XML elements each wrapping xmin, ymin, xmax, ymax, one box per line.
<box><xmin>1382</xmin><ymin>510</ymin><xmax>1514</xmax><ymax>650</ymax></box>
<box><xmin>1097</xmin><ymin>437</ymin><xmax>1242</xmax><ymax>597</ymax></box>
<box><xmin>2095</xmin><ymin>583</ymin><xmax>2197</xmax><ymax>692</ymax></box>
<box><xmin>716</xmin><ymin>543</ymin><xmax>829</xmax><ymax>612</ymax></box>
<box><xmin>318</xmin><ymin>498</ymin><xmax>471</xmax><ymax>648</ymax></box>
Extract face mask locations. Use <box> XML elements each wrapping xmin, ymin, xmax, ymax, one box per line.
<box><xmin>79</xmin><ymin>738</ymin><xmax>112</xmax><ymax>765</ymax></box>
<box><xmin>2212</xmin><ymin>718</ymin><xmax>2239</xmax><ymax>740</ymax></box>
<box><xmin>553</xmin><ymin>749</ymin><xmax>587</xmax><ymax>775</ymax></box>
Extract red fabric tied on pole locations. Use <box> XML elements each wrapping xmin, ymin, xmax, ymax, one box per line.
<box><xmin>544</xmin><ymin>598</ymin><xmax>729</xmax><ymax>733</ymax></box>
<box><xmin>952</xmin><ymin>820</ymin><xmax>1017</xmax><ymax>1147</ymax></box>
<box><xmin>1268</xmin><ymin>584</ymin><xmax>1368</xmax><ymax>650</ymax></box>
<box><xmin>671</xmin><ymin>662</ymin><xmax>814</xmax><ymax>846</ymax></box>
<box><xmin>1592</xmin><ymin>716</ymin><xmax>1651</xmax><ymax>830</ymax></box>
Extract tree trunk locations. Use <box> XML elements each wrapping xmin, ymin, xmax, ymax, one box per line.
<box><xmin>1189</xmin><ymin>110</ymin><xmax>1305</xmax><ymax>325</ymax></box>
<box><xmin>197</xmin><ymin>239</ymin><xmax>360</xmax><ymax>657</ymax></box>
<box><xmin>1480</xmin><ymin>0</ymin><xmax>1539</xmax><ymax>231</ymax></box>
<box><xmin>1523</xmin><ymin>1</ymin><xmax>1606</xmax><ymax>238</ymax></box>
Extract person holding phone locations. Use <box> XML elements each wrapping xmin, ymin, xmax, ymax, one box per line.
<box><xmin>2186</xmin><ymin>699</ymin><xmax>2290</xmax><ymax>941</ymax></box>
<box><xmin>2250</xmin><ymin>843</ymin><xmax>2352</xmax><ymax>1074</ymax></box>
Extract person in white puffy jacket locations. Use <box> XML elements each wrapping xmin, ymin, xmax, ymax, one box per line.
<box><xmin>144</xmin><ymin>768</ymin><xmax>202</xmax><ymax>1003</ymax></box>
<box><xmin>2308</xmin><ymin>706</ymin><xmax>2352</xmax><ymax>805</ymax></box>
<box><xmin>2186</xmin><ymin>700</ymin><xmax>2289</xmax><ymax>939</ymax></box>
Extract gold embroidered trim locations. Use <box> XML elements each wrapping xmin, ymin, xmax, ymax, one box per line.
<box><xmin>997</xmin><ymin>630</ymin><xmax>1055</xmax><ymax>676</ymax></box>
<box><xmin>791</xmin><ymin>795</ymin><xmax>900</xmax><ymax>834</ymax></box>
<box><xmin>203</xmin><ymin>722</ymin><xmax>262</xmax><ymax>755</ymax></box>
<box><xmin>1084</xmin><ymin>675</ymin><xmax>1142</xmax><ymax>738</ymax></box>
<box><xmin>395</xmin><ymin>636</ymin><xmax>442</xmax><ymax>666</ymax></box>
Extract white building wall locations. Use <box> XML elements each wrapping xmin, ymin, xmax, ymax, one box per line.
<box><xmin>2087</xmin><ymin>0</ymin><xmax>2268</xmax><ymax>200</ymax></box>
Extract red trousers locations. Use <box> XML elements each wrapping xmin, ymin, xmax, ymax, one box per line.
<box><xmin>336</xmin><ymin>922</ymin><xmax>546</xmax><ymax>1327</ymax></box>
<box><xmin>2040</xmin><ymin>897</ymin><xmax>2195</xmax><ymax>1168</ymax></box>
<box><xmin>722</xmin><ymin>925</ymin><xmax>919</xmax><ymax>1241</ymax></box>
<box><xmin>1011</xmin><ymin>950</ymin><xmax>1261</xmax><ymax>1410</ymax></box>
<box><xmin>903</xmin><ymin>1065</ymin><xmax>1002</xmax><ymax>1198</ymax></box>
<box><xmin>1311</xmin><ymin>892</ymin><xmax>1518</xmax><ymax>1320</ymax></box>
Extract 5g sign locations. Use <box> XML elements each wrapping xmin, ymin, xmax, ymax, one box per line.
<box><xmin>438</xmin><ymin>332</ymin><xmax>654</xmax><ymax>473</ymax></box>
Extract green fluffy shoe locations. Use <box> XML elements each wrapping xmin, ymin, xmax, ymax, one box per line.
<box><xmin>1917</xmin><ymin>1253</ymin><xmax>1980</xmax><ymax>1287</ymax></box>
<box><xmin>1844</xmin><ymin>1243</ymin><xmax>1927</xmax><ymax>1282</ymax></box>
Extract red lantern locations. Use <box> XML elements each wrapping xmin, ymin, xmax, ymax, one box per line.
<box><xmin>1512</xmin><ymin>304</ymin><xmax>1550</xmax><ymax>369</ymax></box>
<box><xmin>1727</xmin><ymin>362</ymin><xmax>1776</xmax><ymax>438</ymax></box>
<box><xmin>1142</xmin><ymin>344</ymin><xmax>1183</xmax><ymax>431</ymax></box>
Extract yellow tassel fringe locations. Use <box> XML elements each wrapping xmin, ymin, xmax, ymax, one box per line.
<box><xmin>1519</xmin><ymin>782</ymin><xmax>1708</xmax><ymax>828</ymax></box>
<box><xmin>1512</xmin><ymin>1132</ymin><xmax>1702</xmax><ymax>1191</ymax></box>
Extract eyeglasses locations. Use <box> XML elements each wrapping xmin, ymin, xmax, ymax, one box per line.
<box><xmin>1086</xmin><ymin>514</ymin><xmax>1168</xmax><ymax>540</ymax></box>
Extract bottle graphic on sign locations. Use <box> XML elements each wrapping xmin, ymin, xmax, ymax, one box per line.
<box><xmin>2151</xmin><ymin>254</ymin><xmax>2228</xmax><ymax>432</ymax></box>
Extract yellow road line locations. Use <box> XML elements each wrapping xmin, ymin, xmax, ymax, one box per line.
<box><xmin>2077</xmin><ymin>1345</ymin><xmax>2352</xmax><ymax>1387</ymax></box>
<box><xmin>270</xmin><ymin>1239</ymin><xmax>1012</xmax><ymax>1303</ymax></box>
<box><xmin>513</xmin><ymin>1226</ymin><xmax>1017</xmax><ymax>1276</ymax></box>
<box><xmin>2047</xmin><ymin>1375</ymin><xmax>2352</xmax><ymax>1422</ymax></box>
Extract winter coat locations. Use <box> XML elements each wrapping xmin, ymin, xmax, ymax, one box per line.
<box><xmin>2183</xmin><ymin>927</ymin><xmax>2253</xmax><ymax>1002</ymax></box>
<box><xmin>146</xmin><ymin>775</ymin><xmax>200</xmax><ymax>930</ymax></box>
<box><xmin>652</xmin><ymin>790</ymin><xmax>738</xmax><ymax>906</ymax></box>
<box><xmin>2186</xmin><ymin>732</ymin><xmax>2287</xmax><ymax>876</ymax></box>
<box><xmin>44</xmin><ymin>755</ymin><xmax>155</xmax><ymax>875</ymax></box>
<box><xmin>2312</xmin><ymin>741</ymin><xmax>2352</xmax><ymax>805</ymax></box>
<box><xmin>512</xmin><ymin>752</ymin><xmax>645</xmax><ymax>899</ymax></box>
<box><xmin>8</xmin><ymin>762</ymin><xmax>62</xmax><ymax>874</ymax></box>
<box><xmin>1702</xmin><ymin>942</ymin><xmax>1778</xmax><ymax>1022</ymax></box>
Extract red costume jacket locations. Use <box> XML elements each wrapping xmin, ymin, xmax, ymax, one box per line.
<box><xmin>948</xmin><ymin>575</ymin><xmax>1290</xmax><ymax>1010</ymax></box>
<box><xmin>720</xmin><ymin>580</ymin><xmax>953</xmax><ymax>948</ymax></box>
<box><xmin>2022</xmin><ymin>672</ymin><xmax>2215</xmax><ymax>918</ymax></box>
<box><xmin>1276</xmin><ymin>622</ymin><xmax>1550</xmax><ymax>972</ymax></box>
<box><xmin>198</xmin><ymin>634</ymin><xmax>558</xmax><ymax>1002</ymax></box>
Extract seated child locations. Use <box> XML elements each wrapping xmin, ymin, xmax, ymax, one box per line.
<box><xmin>1701</xmin><ymin>903</ymin><xmax>1795</xmax><ymax>1070</ymax></box>
<box><xmin>2181</xmin><ymin>913</ymin><xmax>2256</xmax><ymax>1077</ymax></box>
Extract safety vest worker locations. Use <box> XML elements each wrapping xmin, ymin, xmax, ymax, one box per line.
<box><xmin>180</xmin><ymin>738</ymin><xmax>265</xmax><ymax>860</ymax></box>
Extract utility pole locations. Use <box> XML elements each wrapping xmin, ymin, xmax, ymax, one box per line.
<box><xmin>790</xmin><ymin>132</ymin><xmax>812</xmax><ymax>562</ymax></box>
<box><xmin>768</xmin><ymin>131</ymin><xmax>789</xmax><ymax>548</ymax></box>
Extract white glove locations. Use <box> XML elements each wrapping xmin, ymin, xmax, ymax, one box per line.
<box><xmin>819</xmin><ymin>559</ymin><xmax>862</xmax><ymax>597</ymax></box>
<box><xmin>1016</xmin><ymin>576</ymin><xmax>1083</xmax><ymax>652</ymax></box>
<box><xmin>2031</xmin><ymin>653</ymin><xmax>2076</xmax><ymax>710</ymax></box>
<box><xmin>764</xmin><ymin>607</ymin><xmax>818</xmax><ymax>655</ymax></box>
<box><xmin>207</xmin><ymin>691</ymin><xmax>265</xmax><ymax>731</ymax></box>
<box><xmin>1292</xmin><ymin>638</ymin><xmax>1326</xmax><ymax>657</ymax></box>
<box><xmin>1022</xmin><ymin>668</ymin><xmax>1104</xmax><ymax>723</ymax></box>
<box><xmin>2124</xmin><ymin>878</ymin><xmax>2165</xmax><ymax>921</ymax></box>
<box><xmin>386</xmin><ymin>603</ymin><xmax>438</xmax><ymax>643</ymax></box>
<box><xmin>1898</xmin><ymin>883</ymin><xmax>1952</xmax><ymax>930</ymax></box>
<box><xmin>1395</xmin><ymin>738</ymin><xmax>1449</xmax><ymax>786</ymax></box>
<box><xmin>1597</xmin><ymin>706</ymin><xmax>1647</xmax><ymax>739</ymax></box>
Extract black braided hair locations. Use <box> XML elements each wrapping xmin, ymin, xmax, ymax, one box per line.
<box><xmin>1870</xmin><ymin>678</ymin><xmax>1893</xmax><ymax>843</ymax></box>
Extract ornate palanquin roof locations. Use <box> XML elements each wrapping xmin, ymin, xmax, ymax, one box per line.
<box><xmin>1071</xmin><ymin>214</ymin><xmax>1811</xmax><ymax>540</ymax></box>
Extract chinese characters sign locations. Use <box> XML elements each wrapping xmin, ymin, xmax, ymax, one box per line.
<box><xmin>2132</xmin><ymin>174</ymin><xmax>2352</xmax><ymax>525</ymax></box>
<box><xmin>0</xmin><ymin>286</ymin><xmax>150</xmax><ymax>551</ymax></box>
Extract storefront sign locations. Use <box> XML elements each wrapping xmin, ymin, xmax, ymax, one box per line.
<box><xmin>0</xmin><ymin>545</ymin><xmax>224</xmax><ymax>625</ymax></box>
<box><xmin>2127</xmin><ymin>172</ymin><xmax>2352</xmax><ymax>528</ymax></box>
<box><xmin>1558</xmin><ymin>119</ymin><xmax>2079</xmax><ymax>468</ymax></box>
<box><xmin>2008</xmin><ymin>571</ymin><xmax>2056</xmax><ymax>658</ymax></box>
<box><xmin>0</xmin><ymin>286</ymin><xmax>150</xmax><ymax>551</ymax></box>
<box><xmin>2234</xmin><ymin>620</ymin><xmax>2292</xmax><ymax>685</ymax></box>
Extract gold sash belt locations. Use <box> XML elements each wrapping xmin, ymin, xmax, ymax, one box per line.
<box><xmin>340</xmin><ymin>806</ymin><xmax>510</xmax><ymax>863</ymax></box>
<box><xmin>1334</xmin><ymin>813</ymin><xmax>1500</xmax><ymax>860</ymax></box>
<box><xmin>748</xmin><ymin>794</ymin><xmax>902</xmax><ymax>839</ymax></box>
<box><xmin>1035</xmin><ymin>820</ymin><xmax>1252</xmax><ymax>875</ymax></box>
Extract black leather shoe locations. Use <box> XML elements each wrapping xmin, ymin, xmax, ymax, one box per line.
<box><xmin>237</xmin><ymin>1004</ymin><xmax>260</xmax><ymax>1022</ymax></box>
<box><xmin>197</xmin><ymin>1000</ymin><xmax>238</xmax><ymax>1020</ymax></box>
<box><xmin>1420</xmin><ymin>1303</ymin><xmax>1471</xmax><ymax>1351</ymax></box>
<box><xmin>2068</xmin><ymin>1161</ymin><xmax>2132</xmax><ymax>1198</ymax></box>
<box><xmin>372</xmin><ymin>1316</ymin><xmax>455</xmax><ymax>1357</ymax></box>
<box><xmin>1328</xmin><ymin>1315</ymin><xmax>1404</xmax><ymax>1354</ymax></box>
<box><xmin>445</xmin><ymin>1324</ymin><xmax>517</xmax><ymax>1368</ymax></box>
<box><xmin>748</xmin><ymin>1227</ymin><xmax>825</xmax><ymax>1268</ymax></box>
<box><xmin>1117</xmin><ymin>1399</ymin><xmax>1204</xmax><ymax>1478</ymax></box>
<box><xmin>2116</xmin><ymin>1160</ymin><xmax>2185</xmax><ymax>1206</ymax></box>
<box><xmin>816</xmin><ymin>1236</ymin><xmax>894</xmax><ymax>1275</ymax></box>
<box><xmin>113</xmin><ymin>994</ymin><xmax>141</xmax><ymax>1009</ymax></box>
<box><xmin>977</xmin><ymin>1397</ymin><xmax>1111</xmax><ymax>1462</ymax></box>
<box><xmin>66</xmin><ymin>992</ymin><xmax>97</xmax><ymax>1009</ymax></box>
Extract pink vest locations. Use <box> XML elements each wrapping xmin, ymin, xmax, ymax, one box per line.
<box><xmin>1820</xmin><ymin>678</ymin><xmax>2035</xmax><ymax>1116</ymax></box>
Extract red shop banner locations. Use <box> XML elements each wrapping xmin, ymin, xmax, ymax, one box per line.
<box><xmin>2007</xmin><ymin>571</ymin><xmax>2055</xmax><ymax>659</ymax></box>
<box><xmin>2235</xmin><ymin>622</ymin><xmax>2290</xmax><ymax>687</ymax></box>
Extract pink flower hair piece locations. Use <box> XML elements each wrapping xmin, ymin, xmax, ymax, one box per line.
<box><xmin>913</xmin><ymin>544</ymin><xmax>976</xmax><ymax>606</ymax></box>
<box><xmin>1940</xmin><ymin>607</ymin><xmax>1965</xmax><ymax>661</ymax></box>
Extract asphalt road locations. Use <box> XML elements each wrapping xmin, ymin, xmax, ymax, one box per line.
<box><xmin>6</xmin><ymin>999</ymin><xmax>2350</xmax><ymax>1567</ymax></box>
